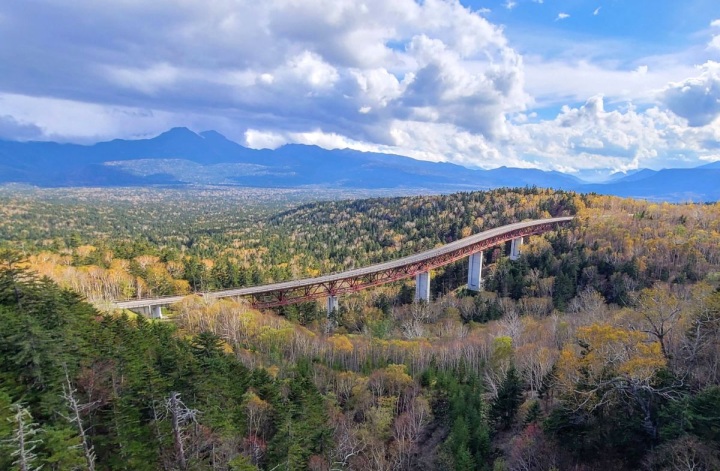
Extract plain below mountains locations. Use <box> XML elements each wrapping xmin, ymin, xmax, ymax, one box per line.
<box><xmin>1</xmin><ymin>127</ymin><xmax>718</xmax><ymax>202</ymax></box>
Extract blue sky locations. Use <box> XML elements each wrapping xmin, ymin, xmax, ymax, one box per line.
<box><xmin>1</xmin><ymin>0</ymin><xmax>720</xmax><ymax>177</ymax></box>
<box><xmin>478</xmin><ymin>0</ymin><xmax>715</xmax><ymax>51</ymax></box>
<box><xmin>509</xmin><ymin>1</ymin><xmax>717</xmax><ymax>62</ymax></box>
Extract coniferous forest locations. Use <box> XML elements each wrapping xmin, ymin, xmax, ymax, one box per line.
<box><xmin>1</xmin><ymin>186</ymin><xmax>720</xmax><ymax>470</ymax></box>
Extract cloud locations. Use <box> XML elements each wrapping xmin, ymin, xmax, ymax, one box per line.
<box><xmin>0</xmin><ymin>92</ymin><xmax>190</xmax><ymax>142</ymax></box>
<box><xmin>661</xmin><ymin>61</ymin><xmax>720</xmax><ymax>126</ymax></box>
<box><xmin>398</xmin><ymin>34</ymin><xmax>528</xmax><ymax>138</ymax></box>
<box><xmin>709</xmin><ymin>36</ymin><xmax>720</xmax><ymax>51</ymax></box>
<box><xmin>523</xmin><ymin>56</ymin><xmax>695</xmax><ymax>107</ymax></box>
<box><xmin>285</xmin><ymin>51</ymin><xmax>339</xmax><ymax>89</ymax></box>
<box><xmin>0</xmin><ymin>0</ymin><xmax>528</xmax><ymax>148</ymax></box>
<box><xmin>243</xmin><ymin>92</ymin><xmax>720</xmax><ymax>175</ymax></box>
<box><xmin>243</xmin><ymin>122</ymin><xmax>511</xmax><ymax>167</ymax></box>
<box><xmin>244</xmin><ymin>129</ymin><xmax>289</xmax><ymax>149</ymax></box>
<box><xmin>593</xmin><ymin>7</ymin><xmax>601</xmax><ymax>16</ymax></box>
<box><xmin>506</xmin><ymin>96</ymin><xmax>719</xmax><ymax>173</ymax></box>
<box><xmin>104</xmin><ymin>63</ymin><xmax>181</xmax><ymax>95</ymax></box>
<box><xmin>709</xmin><ymin>19</ymin><xmax>720</xmax><ymax>51</ymax></box>
<box><xmin>1</xmin><ymin>0</ymin><xmax>720</xmax><ymax>175</ymax></box>
<box><xmin>0</xmin><ymin>114</ymin><xmax>43</xmax><ymax>140</ymax></box>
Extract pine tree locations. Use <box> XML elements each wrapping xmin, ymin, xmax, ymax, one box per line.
<box><xmin>41</xmin><ymin>426</ymin><xmax>85</xmax><ymax>471</ymax></box>
<box><xmin>490</xmin><ymin>366</ymin><xmax>523</xmax><ymax>430</ymax></box>
<box><xmin>524</xmin><ymin>400</ymin><xmax>542</xmax><ymax>425</ymax></box>
<box><xmin>191</xmin><ymin>331</ymin><xmax>224</xmax><ymax>359</ymax></box>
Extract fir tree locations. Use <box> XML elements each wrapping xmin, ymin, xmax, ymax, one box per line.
<box><xmin>490</xmin><ymin>366</ymin><xmax>523</xmax><ymax>430</ymax></box>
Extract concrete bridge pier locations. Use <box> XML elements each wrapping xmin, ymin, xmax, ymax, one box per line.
<box><xmin>467</xmin><ymin>251</ymin><xmax>483</xmax><ymax>291</ymax></box>
<box><xmin>327</xmin><ymin>295</ymin><xmax>339</xmax><ymax>316</ymax></box>
<box><xmin>129</xmin><ymin>305</ymin><xmax>163</xmax><ymax>319</ymax></box>
<box><xmin>133</xmin><ymin>306</ymin><xmax>151</xmax><ymax>317</ymax></box>
<box><xmin>151</xmin><ymin>305</ymin><xmax>163</xmax><ymax>319</ymax></box>
<box><xmin>415</xmin><ymin>271</ymin><xmax>430</xmax><ymax>302</ymax></box>
<box><xmin>510</xmin><ymin>237</ymin><xmax>524</xmax><ymax>261</ymax></box>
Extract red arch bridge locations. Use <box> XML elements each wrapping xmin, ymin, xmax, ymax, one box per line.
<box><xmin>113</xmin><ymin>217</ymin><xmax>574</xmax><ymax>318</ymax></box>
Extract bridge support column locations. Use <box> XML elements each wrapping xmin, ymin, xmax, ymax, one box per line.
<box><xmin>327</xmin><ymin>295</ymin><xmax>338</xmax><ymax>316</ymax></box>
<box><xmin>415</xmin><ymin>271</ymin><xmax>430</xmax><ymax>302</ymax></box>
<box><xmin>467</xmin><ymin>251</ymin><xmax>483</xmax><ymax>291</ymax></box>
<box><xmin>510</xmin><ymin>237</ymin><xmax>524</xmax><ymax>261</ymax></box>
<box><xmin>132</xmin><ymin>306</ymin><xmax>151</xmax><ymax>317</ymax></box>
<box><xmin>150</xmin><ymin>305</ymin><xmax>163</xmax><ymax>319</ymax></box>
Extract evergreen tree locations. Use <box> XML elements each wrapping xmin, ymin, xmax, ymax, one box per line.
<box><xmin>524</xmin><ymin>400</ymin><xmax>542</xmax><ymax>425</ymax></box>
<box><xmin>490</xmin><ymin>366</ymin><xmax>523</xmax><ymax>430</ymax></box>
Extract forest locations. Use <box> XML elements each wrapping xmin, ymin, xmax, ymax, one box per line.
<box><xmin>1</xmin><ymin>186</ymin><xmax>720</xmax><ymax>470</ymax></box>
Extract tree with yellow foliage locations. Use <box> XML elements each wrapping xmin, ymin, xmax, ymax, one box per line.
<box><xmin>556</xmin><ymin>323</ymin><xmax>668</xmax><ymax>413</ymax></box>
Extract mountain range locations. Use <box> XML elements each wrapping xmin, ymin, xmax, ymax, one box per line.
<box><xmin>1</xmin><ymin>127</ymin><xmax>718</xmax><ymax>202</ymax></box>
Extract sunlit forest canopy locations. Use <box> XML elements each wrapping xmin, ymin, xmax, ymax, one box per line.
<box><xmin>1</xmin><ymin>186</ymin><xmax>720</xmax><ymax>470</ymax></box>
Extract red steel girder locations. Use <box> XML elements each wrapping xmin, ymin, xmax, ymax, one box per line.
<box><xmin>248</xmin><ymin>222</ymin><xmax>562</xmax><ymax>309</ymax></box>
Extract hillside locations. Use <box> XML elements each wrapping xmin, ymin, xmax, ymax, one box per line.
<box><xmin>1</xmin><ymin>187</ymin><xmax>719</xmax><ymax>469</ymax></box>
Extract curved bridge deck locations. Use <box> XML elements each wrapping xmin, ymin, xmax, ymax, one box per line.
<box><xmin>113</xmin><ymin>216</ymin><xmax>573</xmax><ymax>311</ymax></box>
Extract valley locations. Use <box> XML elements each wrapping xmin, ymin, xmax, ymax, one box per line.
<box><xmin>1</xmin><ymin>187</ymin><xmax>719</xmax><ymax>470</ymax></box>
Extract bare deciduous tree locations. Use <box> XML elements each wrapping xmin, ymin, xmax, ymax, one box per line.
<box><xmin>4</xmin><ymin>404</ymin><xmax>42</xmax><ymax>471</ymax></box>
<box><xmin>62</xmin><ymin>366</ymin><xmax>97</xmax><ymax>471</ymax></box>
<box><xmin>163</xmin><ymin>392</ymin><xmax>199</xmax><ymax>471</ymax></box>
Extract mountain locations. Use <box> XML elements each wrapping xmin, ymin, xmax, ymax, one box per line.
<box><xmin>606</xmin><ymin>168</ymin><xmax>652</xmax><ymax>182</ymax></box>
<box><xmin>0</xmin><ymin>128</ymin><xmax>718</xmax><ymax>201</ymax></box>
<box><xmin>699</xmin><ymin>160</ymin><xmax>720</xmax><ymax>169</ymax></box>
<box><xmin>484</xmin><ymin>166</ymin><xmax>583</xmax><ymax>187</ymax></box>
<box><xmin>0</xmin><ymin>128</ymin><xmax>580</xmax><ymax>190</ymax></box>
<box><xmin>610</xmin><ymin>168</ymin><xmax>658</xmax><ymax>183</ymax></box>
<box><xmin>579</xmin><ymin>168</ymin><xmax>720</xmax><ymax>201</ymax></box>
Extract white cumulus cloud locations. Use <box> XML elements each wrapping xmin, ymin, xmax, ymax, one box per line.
<box><xmin>661</xmin><ymin>61</ymin><xmax>720</xmax><ymax>126</ymax></box>
<box><xmin>710</xmin><ymin>19</ymin><xmax>720</xmax><ymax>51</ymax></box>
<box><xmin>0</xmin><ymin>0</ymin><xmax>530</xmax><ymax>150</ymax></box>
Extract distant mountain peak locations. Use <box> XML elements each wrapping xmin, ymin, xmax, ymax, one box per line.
<box><xmin>157</xmin><ymin>127</ymin><xmax>199</xmax><ymax>139</ymax></box>
<box><xmin>278</xmin><ymin>143</ymin><xmax>324</xmax><ymax>150</ymax></box>
<box><xmin>199</xmin><ymin>130</ymin><xmax>229</xmax><ymax>140</ymax></box>
<box><xmin>699</xmin><ymin>160</ymin><xmax>720</xmax><ymax>169</ymax></box>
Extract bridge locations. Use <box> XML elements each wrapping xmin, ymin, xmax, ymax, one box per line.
<box><xmin>113</xmin><ymin>217</ymin><xmax>574</xmax><ymax>318</ymax></box>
